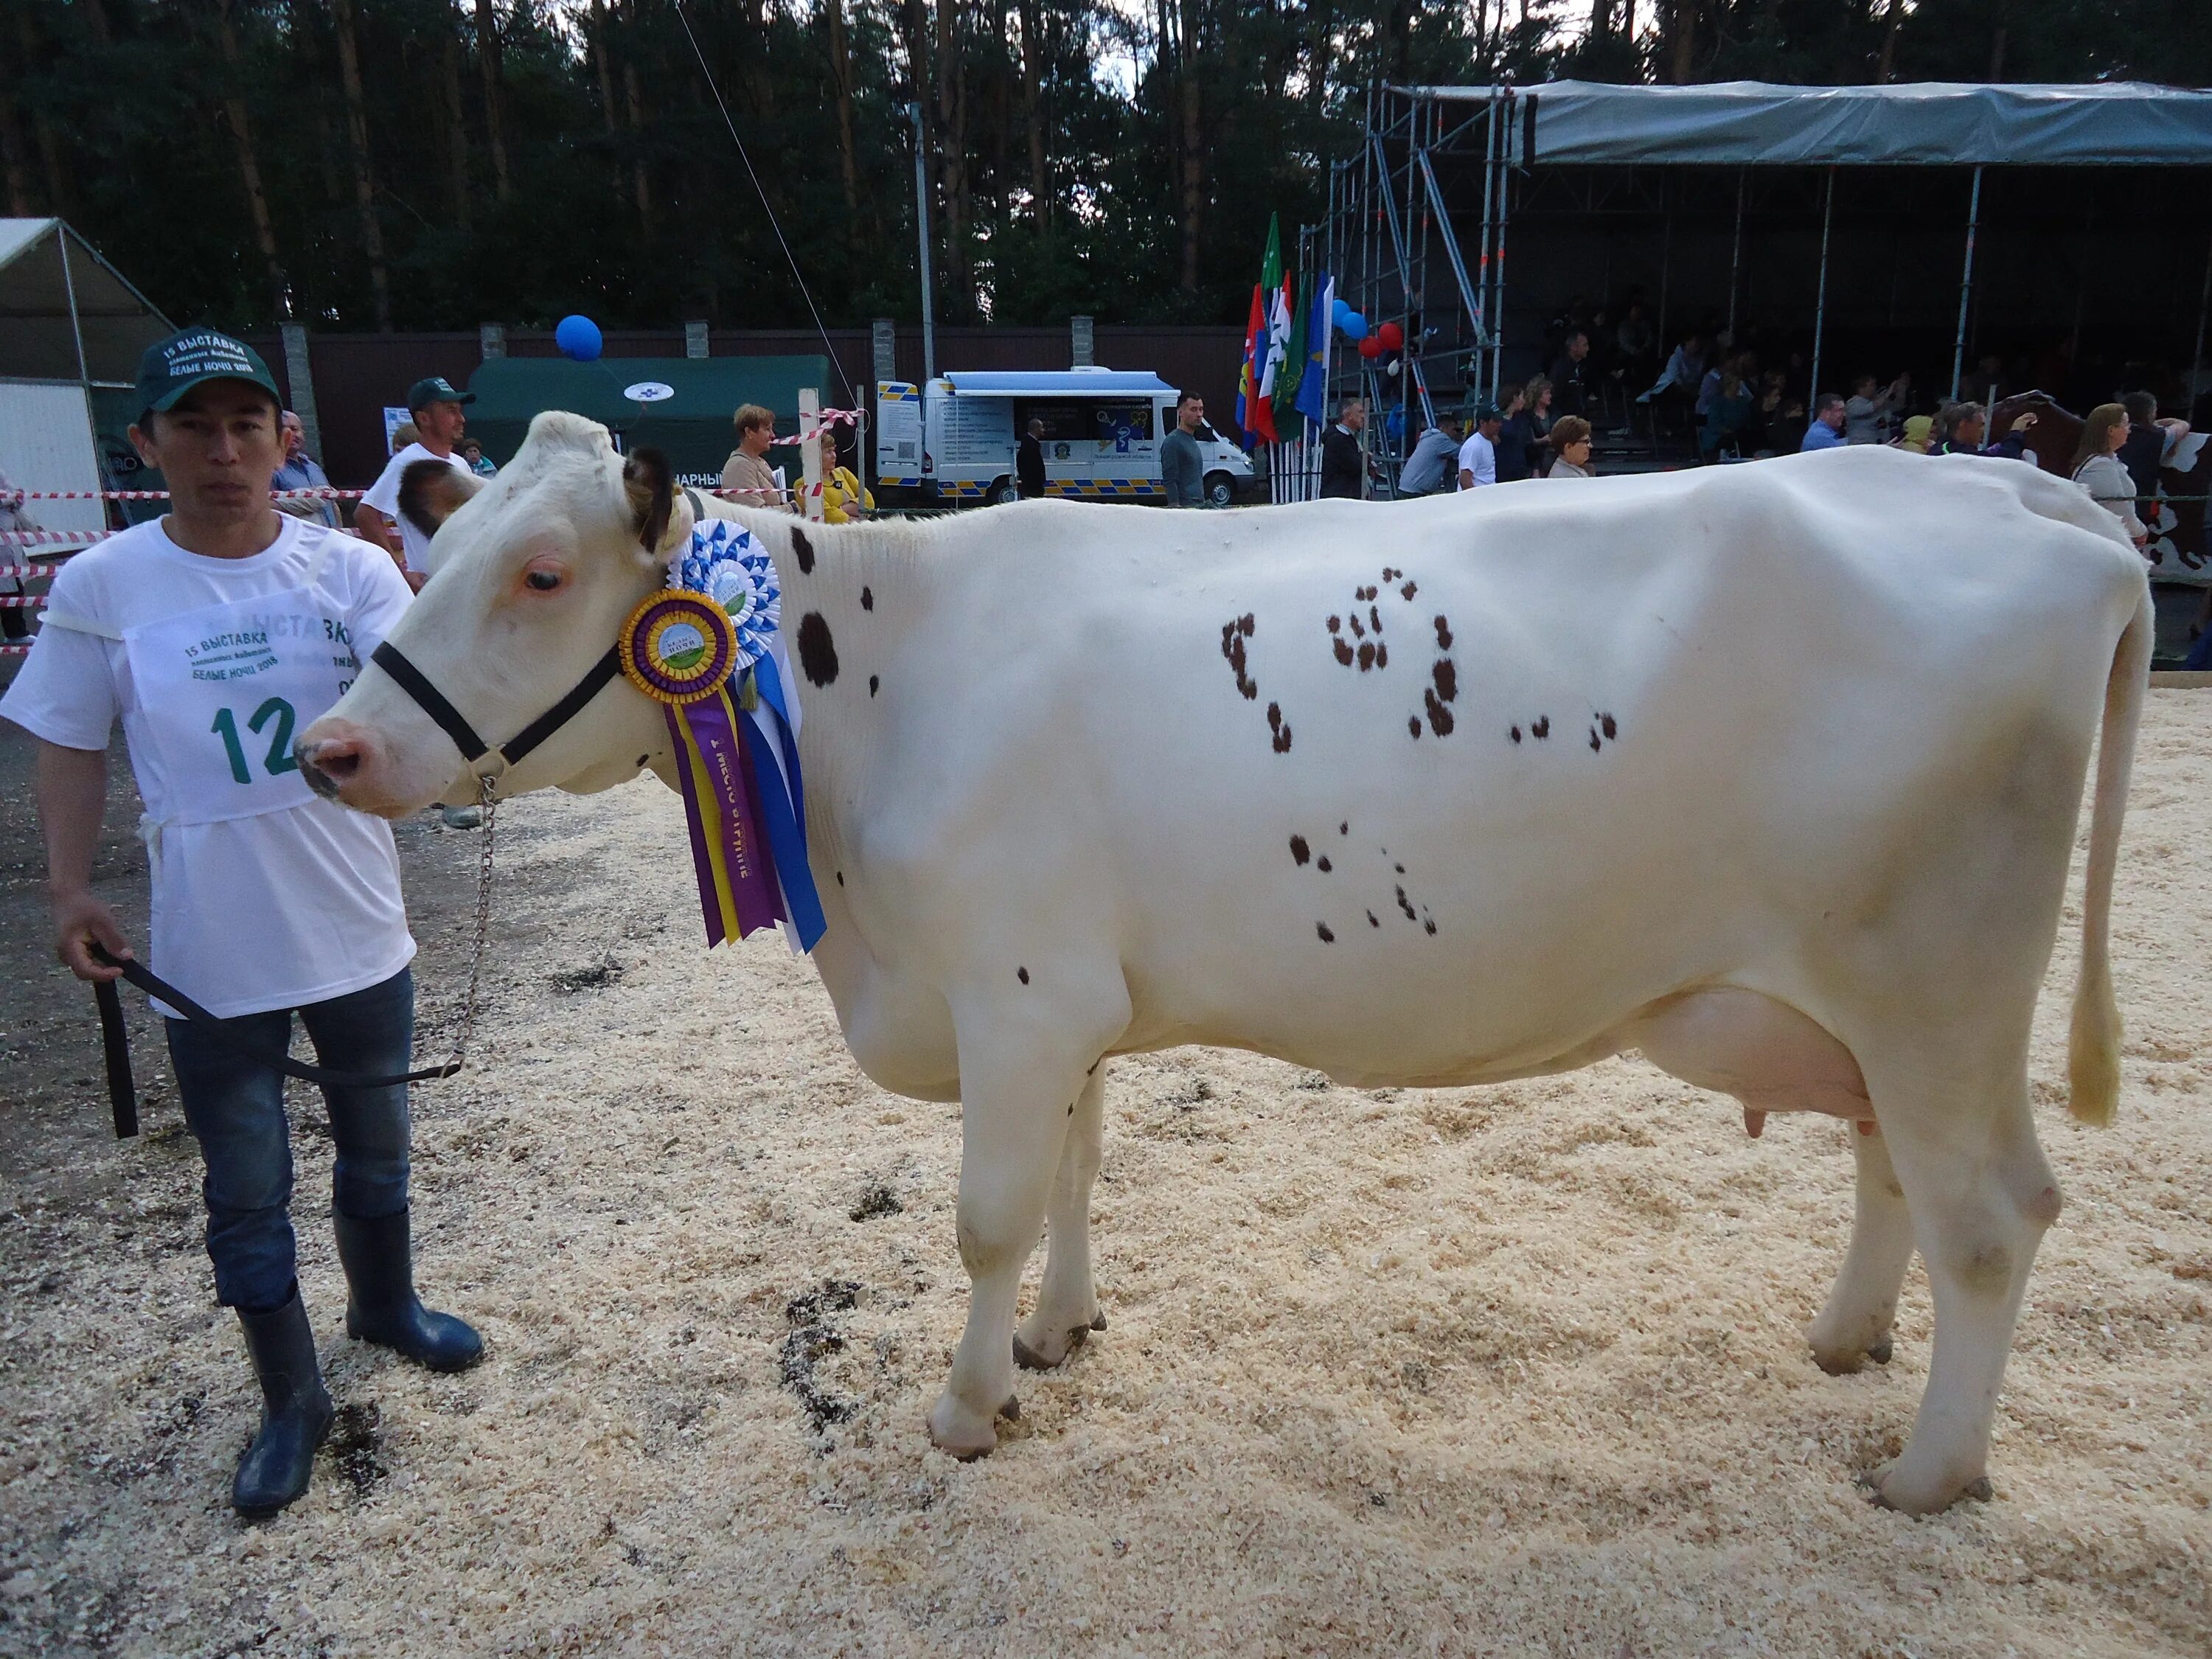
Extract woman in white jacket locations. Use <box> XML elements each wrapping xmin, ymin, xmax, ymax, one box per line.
<box><xmin>2071</xmin><ymin>403</ymin><xmax>2148</xmax><ymax>548</ymax></box>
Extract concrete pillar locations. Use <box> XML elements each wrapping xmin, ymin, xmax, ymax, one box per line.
<box><xmin>479</xmin><ymin>323</ymin><xmax>507</xmax><ymax>358</ymax></box>
<box><xmin>686</xmin><ymin>320</ymin><xmax>709</xmax><ymax>359</ymax></box>
<box><xmin>279</xmin><ymin>323</ymin><xmax>321</xmax><ymax>458</ymax></box>
<box><xmin>1071</xmin><ymin>314</ymin><xmax>1094</xmax><ymax>367</ymax></box>
<box><xmin>872</xmin><ymin>318</ymin><xmax>897</xmax><ymax>386</ymax></box>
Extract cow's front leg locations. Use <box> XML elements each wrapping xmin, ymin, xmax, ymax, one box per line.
<box><xmin>928</xmin><ymin>991</ymin><xmax>1123</xmax><ymax>1459</ymax></box>
<box><xmin>1807</xmin><ymin>1123</ymin><xmax>1916</xmax><ymax>1373</ymax></box>
<box><xmin>1015</xmin><ymin>1062</ymin><xmax>1107</xmax><ymax>1370</ymax></box>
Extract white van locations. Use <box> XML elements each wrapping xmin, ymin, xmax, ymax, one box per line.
<box><xmin>874</xmin><ymin>369</ymin><xmax>1255</xmax><ymax>507</ymax></box>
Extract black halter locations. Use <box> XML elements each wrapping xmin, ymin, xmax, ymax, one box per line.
<box><xmin>370</xmin><ymin>640</ymin><xmax>622</xmax><ymax>781</ymax></box>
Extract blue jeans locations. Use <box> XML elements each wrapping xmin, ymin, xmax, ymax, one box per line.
<box><xmin>165</xmin><ymin>968</ymin><xmax>414</xmax><ymax>1315</ymax></box>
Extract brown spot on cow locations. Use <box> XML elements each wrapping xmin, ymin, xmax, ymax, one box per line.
<box><xmin>1395</xmin><ymin>886</ymin><xmax>1416</xmax><ymax>922</ymax></box>
<box><xmin>1239</xmin><ymin>613</ymin><xmax>1256</xmax><ymax>636</ymax></box>
<box><xmin>860</xmin><ymin>585</ymin><xmax>874</xmax><ymax>611</ymax></box>
<box><xmin>1334</xmin><ymin>637</ymin><xmax>1355</xmax><ymax>667</ymax></box>
<box><xmin>1434</xmin><ymin>616</ymin><xmax>1453</xmax><ymax>650</ymax></box>
<box><xmin>1425</xmin><ymin>688</ymin><xmax>1455</xmax><ymax>737</ymax></box>
<box><xmin>1219</xmin><ymin>620</ymin><xmax>1259</xmax><ymax>700</ymax></box>
<box><xmin>1531</xmin><ymin>715</ymin><xmax>1550</xmax><ymax>740</ymax></box>
<box><xmin>1290</xmin><ymin>835</ymin><xmax>1311</xmax><ymax>866</ymax></box>
<box><xmin>1267</xmin><ymin>703</ymin><xmax>1293</xmax><ymax>754</ymax></box>
<box><xmin>1600</xmin><ymin>712</ymin><xmax>1618</xmax><ymax>740</ymax></box>
<box><xmin>1408</xmin><ymin>716</ymin><xmax>1422</xmax><ymax>739</ymax></box>
<box><xmin>1339</xmin><ymin>821</ymin><xmax>1348</xmax><ymax>835</ymax></box>
<box><xmin>796</xmin><ymin>611</ymin><xmax>839</xmax><ymax>686</ymax></box>
<box><xmin>1374</xmin><ymin>642</ymin><xmax>1388</xmax><ymax>669</ymax></box>
<box><xmin>1357</xmin><ymin>641</ymin><xmax>1375</xmax><ymax>672</ymax></box>
<box><xmin>1510</xmin><ymin>726</ymin><xmax>1522</xmax><ymax>743</ymax></box>
<box><xmin>1422</xmin><ymin>917</ymin><xmax>1437</xmax><ymax>936</ymax></box>
<box><xmin>1018</xmin><ymin>967</ymin><xmax>1031</xmax><ymax>985</ymax></box>
<box><xmin>790</xmin><ymin>526</ymin><xmax>817</xmax><ymax>574</ymax></box>
<box><xmin>1400</xmin><ymin>581</ymin><xmax>1417</xmax><ymax>600</ymax></box>
<box><xmin>1349</xmin><ymin>613</ymin><xmax>1365</xmax><ymax>639</ymax></box>
<box><xmin>1432</xmin><ymin>658</ymin><xmax>1457</xmax><ymax>703</ymax></box>
<box><xmin>868</xmin><ymin>675</ymin><xmax>879</xmax><ymax>697</ymax></box>
<box><xmin>1315</xmin><ymin>855</ymin><xmax>1332</xmax><ymax>872</ymax></box>
<box><xmin>1327</xmin><ymin>615</ymin><xmax>1341</xmax><ymax>633</ymax></box>
<box><xmin>835</xmin><ymin>871</ymin><xmax>844</xmax><ymax>886</ymax></box>
<box><xmin>1366</xmin><ymin>911</ymin><xmax>1380</xmax><ymax>928</ymax></box>
<box><xmin>1369</xmin><ymin>605</ymin><xmax>1382</xmax><ymax>633</ymax></box>
<box><xmin>1316</xmin><ymin>922</ymin><xmax>1335</xmax><ymax>944</ymax></box>
<box><xmin>1589</xmin><ymin>727</ymin><xmax>1602</xmax><ymax>751</ymax></box>
<box><xmin>635</xmin><ymin>753</ymin><xmax>650</xmax><ymax>768</ymax></box>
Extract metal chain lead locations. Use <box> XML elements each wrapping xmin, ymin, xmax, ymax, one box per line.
<box><xmin>435</xmin><ymin>774</ymin><xmax>500</xmax><ymax>1077</ymax></box>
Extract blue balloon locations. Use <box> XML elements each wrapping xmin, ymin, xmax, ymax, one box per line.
<box><xmin>555</xmin><ymin>315</ymin><xmax>603</xmax><ymax>362</ymax></box>
<box><xmin>1340</xmin><ymin>310</ymin><xmax>1368</xmax><ymax>341</ymax></box>
<box><xmin>1331</xmin><ymin>297</ymin><xmax>1352</xmax><ymax>325</ymax></box>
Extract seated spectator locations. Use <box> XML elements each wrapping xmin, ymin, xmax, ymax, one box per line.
<box><xmin>1801</xmin><ymin>392</ymin><xmax>1848</xmax><ymax>451</ymax></box>
<box><xmin>1615</xmin><ymin>302</ymin><xmax>1656</xmax><ymax>378</ymax></box>
<box><xmin>2071</xmin><ymin>403</ymin><xmax>2149</xmax><ymax>547</ymax></box>
<box><xmin>1699</xmin><ymin>363</ymin><xmax>1755</xmax><ymax>462</ymax></box>
<box><xmin>1545</xmin><ymin>416</ymin><xmax>1596</xmax><ymax>479</ymax></box>
<box><xmin>720</xmin><ymin>403</ymin><xmax>792</xmax><ymax>511</ymax></box>
<box><xmin>1638</xmin><ymin>332</ymin><xmax>1707</xmax><ymax>404</ymax></box>
<box><xmin>1548</xmin><ymin>333</ymin><xmax>1592</xmax><ymax>420</ymax></box>
<box><xmin>1397</xmin><ymin>415</ymin><xmax>1461</xmax><ymax>496</ymax></box>
<box><xmin>458</xmin><ymin>437</ymin><xmax>497</xmax><ymax>478</ymax></box>
<box><xmin>1931</xmin><ymin>401</ymin><xmax>2033</xmax><ymax>459</ymax></box>
<box><xmin>1741</xmin><ymin>369</ymin><xmax>1799</xmax><ymax>455</ymax></box>
<box><xmin>1844</xmin><ymin>372</ymin><xmax>1910</xmax><ymax>445</ymax></box>
<box><xmin>274</xmin><ymin>411</ymin><xmax>338</xmax><ymax>527</ymax></box>
<box><xmin>2117</xmin><ymin>390</ymin><xmax>2191</xmax><ymax>504</ymax></box>
<box><xmin>818</xmin><ymin>428</ymin><xmax>874</xmax><ymax>523</ymax></box>
<box><xmin>1898</xmin><ymin>415</ymin><xmax>1935</xmax><ymax>454</ymax></box>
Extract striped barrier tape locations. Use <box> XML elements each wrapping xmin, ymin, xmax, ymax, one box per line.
<box><xmin>0</xmin><ymin>594</ymin><xmax>46</xmax><ymax>608</ymax></box>
<box><xmin>0</xmin><ymin>530</ymin><xmax>107</xmax><ymax>546</ymax></box>
<box><xmin>1</xmin><ymin>642</ymin><xmax>29</xmax><ymax>655</ymax></box>
<box><xmin>1</xmin><ymin>487</ymin><xmax>365</xmax><ymax>503</ymax></box>
<box><xmin>0</xmin><ymin>564</ymin><xmax>63</xmax><ymax>580</ymax></box>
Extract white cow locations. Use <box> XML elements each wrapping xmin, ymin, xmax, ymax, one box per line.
<box><xmin>298</xmin><ymin>414</ymin><xmax>2150</xmax><ymax>1514</ymax></box>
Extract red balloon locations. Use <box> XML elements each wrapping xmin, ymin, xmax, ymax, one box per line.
<box><xmin>1377</xmin><ymin>321</ymin><xmax>1405</xmax><ymax>352</ymax></box>
<box><xmin>1357</xmin><ymin>335</ymin><xmax>1384</xmax><ymax>359</ymax></box>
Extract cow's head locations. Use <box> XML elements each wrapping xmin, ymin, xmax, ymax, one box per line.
<box><xmin>296</xmin><ymin>412</ymin><xmax>686</xmax><ymax>816</ymax></box>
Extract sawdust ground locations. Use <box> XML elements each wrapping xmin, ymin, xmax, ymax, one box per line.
<box><xmin>2</xmin><ymin>697</ymin><xmax>2209</xmax><ymax>1658</ymax></box>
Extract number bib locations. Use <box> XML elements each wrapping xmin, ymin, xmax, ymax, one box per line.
<box><xmin>121</xmin><ymin>585</ymin><xmax>358</xmax><ymax>829</ymax></box>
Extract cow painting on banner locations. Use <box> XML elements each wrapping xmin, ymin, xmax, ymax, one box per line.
<box><xmin>294</xmin><ymin>414</ymin><xmax>2151</xmax><ymax>1517</ymax></box>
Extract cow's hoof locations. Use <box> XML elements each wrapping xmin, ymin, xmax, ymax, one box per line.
<box><xmin>1013</xmin><ymin>1317</ymin><xmax>1094</xmax><ymax>1371</ymax></box>
<box><xmin>1858</xmin><ymin>1460</ymin><xmax>1990</xmax><ymax>1515</ymax></box>
<box><xmin>926</xmin><ymin>1394</ymin><xmax>1001</xmax><ymax>1460</ymax></box>
<box><xmin>1865</xmin><ymin>1338</ymin><xmax>1893</xmax><ymax>1365</ymax></box>
<box><xmin>1809</xmin><ymin>1329</ymin><xmax>1893</xmax><ymax>1375</ymax></box>
<box><xmin>1091</xmin><ymin>1311</ymin><xmax>1107</xmax><ymax>1332</ymax></box>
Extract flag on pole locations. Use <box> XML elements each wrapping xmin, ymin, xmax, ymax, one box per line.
<box><xmin>1233</xmin><ymin>281</ymin><xmax>1266</xmax><ymax>445</ymax></box>
<box><xmin>1292</xmin><ymin>271</ymin><xmax>1332</xmax><ymax>429</ymax></box>
<box><xmin>1249</xmin><ymin>216</ymin><xmax>1292</xmax><ymax>446</ymax></box>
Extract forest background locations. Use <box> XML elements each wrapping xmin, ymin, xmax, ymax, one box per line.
<box><xmin>3</xmin><ymin>0</ymin><xmax>2209</xmax><ymax>335</ymax></box>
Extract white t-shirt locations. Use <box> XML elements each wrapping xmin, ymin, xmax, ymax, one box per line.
<box><xmin>0</xmin><ymin>516</ymin><xmax>417</xmax><ymax>1018</ymax></box>
<box><xmin>1457</xmin><ymin>430</ymin><xmax>1498</xmax><ymax>487</ymax></box>
<box><xmin>361</xmin><ymin>442</ymin><xmax>473</xmax><ymax>574</ymax></box>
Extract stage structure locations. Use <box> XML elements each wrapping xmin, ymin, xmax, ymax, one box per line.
<box><xmin>1324</xmin><ymin>80</ymin><xmax>2212</xmax><ymax>495</ymax></box>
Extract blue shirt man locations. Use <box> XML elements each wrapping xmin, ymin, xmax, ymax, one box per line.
<box><xmin>1801</xmin><ymin>394</ymin><xmax>1848</xmax><ymax>452</ymax></box>
<box><xmin>274</xmin><ymin>411</ymin><xmax>338</xmax><ymax>526</ymax></box>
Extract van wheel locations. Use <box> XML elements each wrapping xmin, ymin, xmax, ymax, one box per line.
<box><xmin>988</xmin><ymin>477</ymin><xmax>1023</xmax><ymax>506</ymax></box>
<box><xmin>1205</xmin><ymin>471</ymin><xmax>1237</xmax><ymax>509</ymax></box>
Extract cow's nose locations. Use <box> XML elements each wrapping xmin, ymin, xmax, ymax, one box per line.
<box><xmin>295</xmin><ymin>729</ymin><xmax>365</xmax><ymax>799</ymax></box>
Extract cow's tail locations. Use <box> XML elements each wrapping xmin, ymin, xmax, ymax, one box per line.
<box><xmin>2067</xmin><ymin>582</ymin><xmax>2153</xmax><ymax>1127</ymax></box>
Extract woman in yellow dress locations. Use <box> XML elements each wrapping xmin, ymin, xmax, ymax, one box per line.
<box><xmin>818</xmin><ymin>427</ymin><xmax>874</xmax><ymax>524</ymax></box>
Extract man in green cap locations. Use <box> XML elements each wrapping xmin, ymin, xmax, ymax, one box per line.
<box><xmin>355</xmin><ymin>375</ymin><xmax>476</xmax><ymax>592</ymax></box>
<box><xmin>0</xmin><ymin>330</ymin><xmax>483</xmax><ymax>1519</ymax></box>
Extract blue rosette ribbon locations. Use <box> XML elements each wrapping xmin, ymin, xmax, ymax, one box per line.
<box><xmin>627</xmin><ymin>519</ymin><xmax>825</xmax><ymax>953</ymax></box>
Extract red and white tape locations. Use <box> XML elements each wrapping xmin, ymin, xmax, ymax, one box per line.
<box><xmin>1</xmin><ymin>487</ymin><xmax>365</xmax><ymax>504</ymax></box>
<box><xmin>0</xmin><ymin>530</ymin><xmax>107</xmax><ymax>547</ymax></box>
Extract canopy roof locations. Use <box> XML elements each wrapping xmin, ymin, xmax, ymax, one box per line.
<box><xmin>465</xmin><ymin>354</ymin><xmax>832</xmax><ymax>481</ymax></box>
<box><xmin>1400</xmin><ymin>80</ymin><xmax>2212</xmax><ymax>167</ymax></box>
<box><xmin>940</xmin><ymin>369</ymin><xmax>1176</xmax><ymax>397</ymax></box>
<box><xmin>0</xmin><ymin>218</ymin><xmax>173</xmax><ymax>384</ymax></box>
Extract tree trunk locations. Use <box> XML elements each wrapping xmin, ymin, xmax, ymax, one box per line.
<box><xmin>1877</xmin><ymin>0</ymin><xmax>1904</xmax><ymax>82</ymax></box>
<box><xmin>213</xmin><ymin>0</ymin><xmax>286</xmax><ymax>313</ymax></box>
<box><xmin>1666</xmin><ymin>0</ymin><xmax>1696</xmax><ymax>83</ymax></box>
<box><xmin>827</xmin><ymin>0</ymin><xmax>861</xmax><ymax>223</ymax></box>
<box><xmin>1307</xmin><ymin>0</ymin><xmax>1329</xmax><ymax>121</ymax></box>
<box><xmin>935</xmin><ymin>0</ymin><xmax>970</xmax><ymax>310</ymax></box>
<box><xmin>623</xmin><ymin>60</ymin><xmax>655</xmax><ymax>237</ymax></box>
<box><xmin>0</xmin><ymin>92</ymin><xmax>33</xmax><ymax>218</ymax></box>
<box><xmin>1015</xmin><ymin>0</ymin><xmax>1047</xmax><ymax>220</ymax></box>
<box><xmin>1621</xmin><ymin>0</ymin><xmax>1638</xmax><ymax>46</ymax></box>
<box><xmin>1176</xmin><ymin>0</ymin><xmax>1202</xmax><ymax>296</ymax></box>
<box><xmin>441</xmin><ymin>20</ymin><xmax>473</xmax><ymax>229</ymax></box>
<box><xmin>329</xmin><ymin>0</ymin><xmax>392</xmax><ymax>328</ymax></box>
<box><xmin>474</xmin><ymin>0</ymin><xmax>512</xmax><ymax>203</ymax></box>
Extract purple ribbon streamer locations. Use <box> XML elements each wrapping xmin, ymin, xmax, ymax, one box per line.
<box><xmin>684</xmin><ymin>690</ymin><xmax>782</xmax><ymax>939</ymax></box>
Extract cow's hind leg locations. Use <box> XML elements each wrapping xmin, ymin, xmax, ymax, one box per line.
<box><xmin>1860</xmin><ymin>1069</ymin><xmax>2060</xmax><ymax>1514</ymax></box>
<box><xmin>1015</xmin><ymin>1063</ymin><xmax>1107</xmax><ymax>1371</ymax></box>
<box><xmin>1806</xmin><ymin>1125</ymin><xmax>1916</xmax><ymax>1374</ymax></box>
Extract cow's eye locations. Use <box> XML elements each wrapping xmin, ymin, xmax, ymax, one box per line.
<box><xmin>525</xmin><ymin>568</ymin><xmax>562</xmax><ymax>592</ymax></box>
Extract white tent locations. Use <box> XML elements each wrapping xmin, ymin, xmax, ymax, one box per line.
<box><xmin>0</xmin><ymin>219</ymin><xmax>173</xmax><ymax>536</ymax></box>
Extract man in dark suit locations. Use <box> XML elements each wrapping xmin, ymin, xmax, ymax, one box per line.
<box><xmin>1017</xmin><ymin>417</ymin><xmax>1047</xmax><ymax>499</ymax></box>
<box><xmin>1319</xmin><ymin>397</ymin><xmax>1368</xmax><ymax>499</ymax></box>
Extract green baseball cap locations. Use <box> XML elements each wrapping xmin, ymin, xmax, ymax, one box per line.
<box><xmin>406</xmin><ymin>375</ymin><xmax>476</xmax><ymax>412</ymax></box>
<box><xmin>135</xmin><ymin>329</ymin><xmax>282</xmax><ymax>414</ymax></box>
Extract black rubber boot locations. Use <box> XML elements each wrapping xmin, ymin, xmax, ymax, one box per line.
<box><xmin>334</xmin><ymin>1208</ymin><xmax>484</xmax><ymax>1372</ymax></box>
<box><xmin>233</xmin><ymin>1287</ymin><xmax>335</xmax><ymax>1518</ymax></box>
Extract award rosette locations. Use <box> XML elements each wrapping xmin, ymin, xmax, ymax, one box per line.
<box><xmin>620</xmin><ymin>521</ymin><xmax>826</xmax><ymax>953</ymax></box>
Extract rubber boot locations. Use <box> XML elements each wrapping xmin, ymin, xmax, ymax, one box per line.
<box><xmin>233</xmin><ymin>1287</ymin><xmax>335</xmax><ymax>1518</ymax></box>
<box><xmin>334</xmin><ymin>1208</ymin><xmax>484</xmax><ymax>1371</ymax></box>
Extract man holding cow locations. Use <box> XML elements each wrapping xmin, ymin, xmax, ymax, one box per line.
<box><xmin>0</xmin><ymin>330</ymin><xmax>481</xmax><ymax>1519</ymax></box>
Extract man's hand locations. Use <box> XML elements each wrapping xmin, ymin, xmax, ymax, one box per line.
<box><xmin>2014</xmin><ymin>411</ymin><xmax>2039</xmax><ymax>431</ymax></box>
<box><xmin>52</xmin><ymin>889</ymin><xmax>131</xmax><ymax>982</ymax></box>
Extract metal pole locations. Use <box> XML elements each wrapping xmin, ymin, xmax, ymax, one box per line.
<box><xmin>1949</xmin><ymin>164</ymin><xmax>1983</xmax><ymax>403</ymax></box>
<box><xmin>1489</xmin><ymin>88</ymin><xmax>1513</xmax><ymax>402</ymax></box>
<box><xmin>910</xmin><ymin>102</ymin><xmax>936</xmax><ymax>384</ymax></box>
<box><xmin>1475</xmin><ymin>86</ymin><xmax>1499</xmax><ymax>400</ymax></box>
<box><xmin>1810</xmin><ymin>168</ymin><xmax>1835</xmax><ymax>403</ymax></box>
<box><xmin>1726</xmin><ymin>167</ymin><xmax>1746</xmax><ymax>344</ymax></box>
<box><xmin>2192</xmin><ymin>227</ymin><xmax>2211</xmax><ymax>408</ymax></box>
<box><xmin>1656</xmin><ymin>187</ymin><xmax>1672</xmax><ymax>361</ymax></box>
<box><xmin>57</xmin><ymin>224</ymin><xmax>90</xmax><ymax>386</ymax></box>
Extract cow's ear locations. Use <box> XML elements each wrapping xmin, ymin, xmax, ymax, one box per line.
<box><xmin>397</xmin><ymin>457</ymin><xmax>483</xmax><ymax>537</ymax></box>
<box><xmin>623</xmin><ymin>446</ymin><xmax>675</xmax><ymax>554</ymax></box>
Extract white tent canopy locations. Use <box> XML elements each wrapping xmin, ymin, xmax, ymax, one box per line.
<box><xmin>0</xmin><ymin>218</ymin><xmax>173</xmax><ymax>386</ymax></box>
<box><xmin>1401</xmin><ymin>80</ymin><xmax>2212</xmax><ymax>169</ymax></box>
